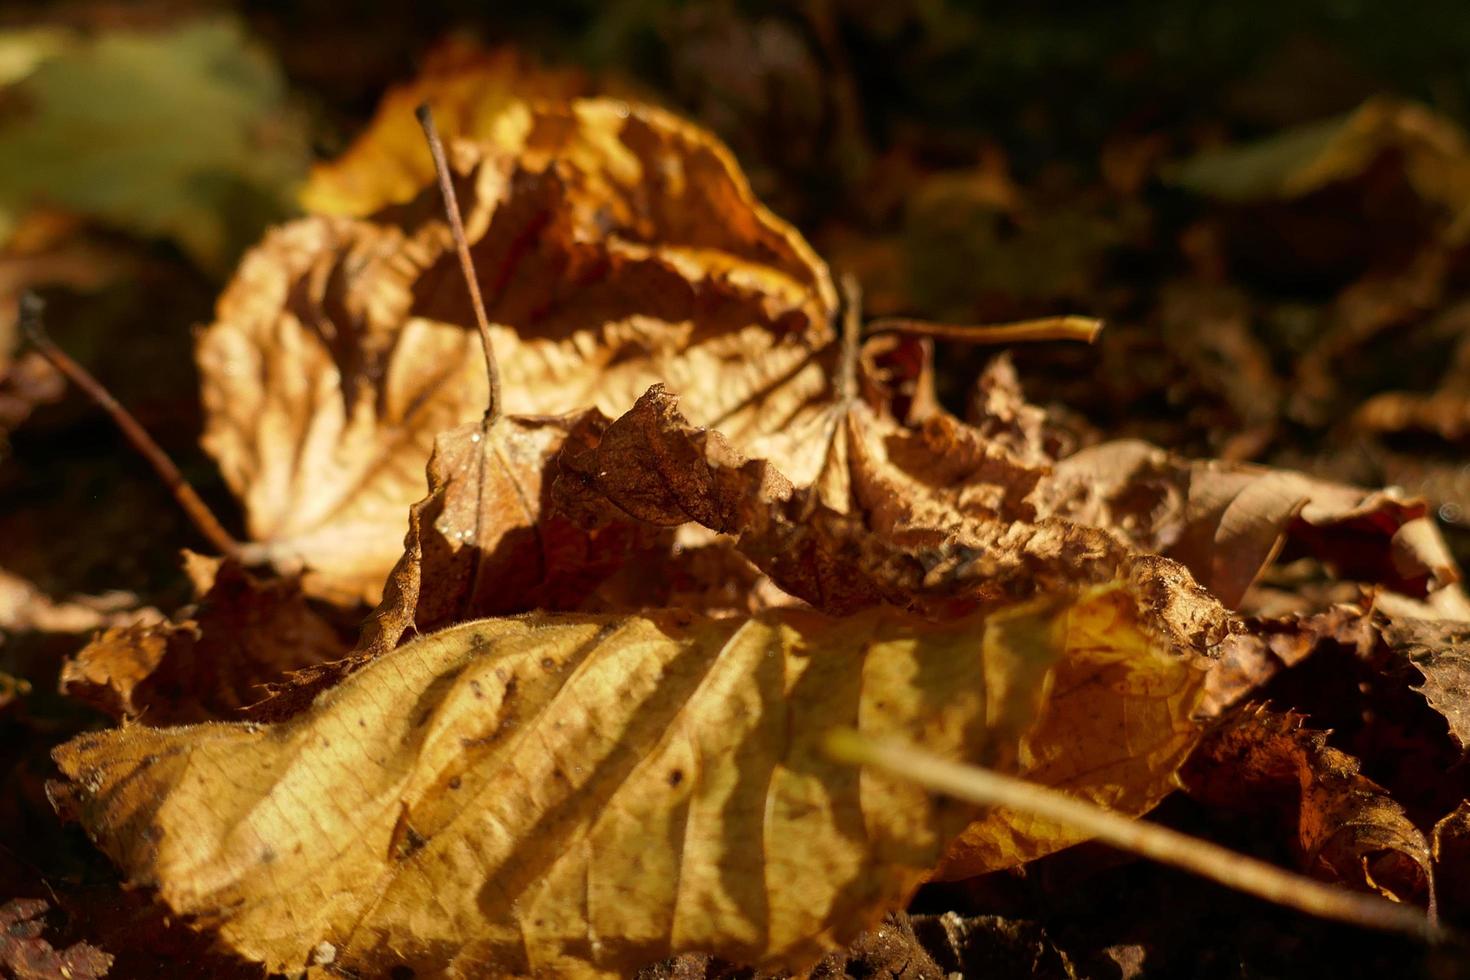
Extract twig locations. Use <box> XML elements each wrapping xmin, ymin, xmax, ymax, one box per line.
<box><xmin>835</xmin><ymin>272</ymin><xmax>863</xmax><ymax>402</ymax></box>
<box><xmin>867</xmin><ymin>315</ymin><xmax>1103</xmax><ymax>345</ymax></box>
<box><xmin>823</xmin><ymin>727</ymin><xmax>1441</xmax><ymax>941</ymax></box>
<box><xmin>415</xmin><ymin>103</ymin><xmax>502</xmax><ymax>422</ymax></box>
<box><xmin>18</xmin><ymin>293</ymin><xmax>243</xmax><ymax>560</ymax></box>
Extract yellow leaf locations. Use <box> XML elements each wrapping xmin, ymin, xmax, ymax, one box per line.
<box><xmin>51</xmin><ymin>582</ymin><xmax>1205</xmax><ymax>977</ymax></box>
<box><xmin>299</xmin><ymin>39</ymin><xmax>598</xmax><ymax>217</ymax></box>
<box><xmin>199</xmin><ymin>98</ymin><xmax>836</xmax><ymax>604</ymax></box>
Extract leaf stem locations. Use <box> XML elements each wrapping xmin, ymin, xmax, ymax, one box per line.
<box><xmin>415</xmin><ymin>103</ymin><xmax>503</xmax><ymax>423</ymax></box>
<box><xmin>19</xmin><ymin>294</ymin><xmax>244</xmax><ymax>561</ymax></box>
<box><xmin>824</xmin><ymin>727</ymin><xmax>1440</xmax><ymax>941</ymax></box>
<box><xmin>866</xmin><ymin>315</ymin><xmax>1103</xmax><ymax>345</ymax></box>
<box><xmin>836</xmin><ymin>273</ymin><xmax>863</xmax><ymax>402</ymax></box>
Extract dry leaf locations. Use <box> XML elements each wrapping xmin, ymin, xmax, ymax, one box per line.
<box><xmin>59</xmin><ymin>553</ymin><xmax>345</xmax><ymax>725</ymax></box>
<box><xmin>1432</xmin><ymin>801</ymin><xmax>1470</xmax><ymax>929</ymax></box>
<box><xmin>1173</xmin><ymin>97</ymin><xmax>1470</xmax><ymax>238</ymax></box>
<box><xmin>556</xmin><ymin>384</ymin><xmax>1140</xmax><ymax>617</ymax></box>
<box><xmin>1037</xmin><ymin>439</ymin><xmax>1462</xmax><ymax>609</ymax></box>
<box><xmin>199</xmin><ymin>98</ymin><xmax>837</xmax><ymax>603</ymax></box>
<box><xmin>1197</xmin><ymin>605</ymin><xmax>1372</xmax><ymax>720</ymax></box>
<box><xmin>0</xmin><ymin>898</ymin><xmax>112</xmax><ymax>980</ymax></box>
<box><xmin>1181</xmin><ymin>706</ymin><xmax>1431</xmax><ymax>905</ymax></box>
<box><xmin>300</xmin><ymin>38</ymin><xmax>598</xmax><ymax>216</ymax></box>
<box><xmin>51</xmin><ymin>582</ymin><xmax>1204</xmax><ymax>977</ymax></box>
<box><xmin>0</xmin><ymin>566</ymin><xmax>150</xmax><ymax>635</ymax></box>
<box><xmin>357</xmin><ymin>410</ymin><xmax>658</xmax><ymax>660</ymax></box>
<box><xmin>1375</xmin><ymin>616</ymin><xmax>1470</xmax><ymax>757</ymax></box>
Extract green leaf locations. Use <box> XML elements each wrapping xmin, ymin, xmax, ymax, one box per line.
<box><xmin>0</xmin><ymin>17</ymin><xmax>310</xmax><ymax>273</ymax></box>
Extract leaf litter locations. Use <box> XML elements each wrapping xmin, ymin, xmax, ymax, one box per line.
<box><xmin>3</xmin><ymin>19</ymin><xmax>1470</xmax><ymax>980</ymax></box>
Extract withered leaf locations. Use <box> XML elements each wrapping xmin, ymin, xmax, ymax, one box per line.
<box><xmin>1375</xmin><ymin>615</ymin><xmax>1470</xmax><ymax>757</ymax></box>
<box><xmin>1181</xmin><ymin>706</ymin><xmax>1431</xmax><ymax>905</ymax></box>
<box><xmin>1197</xmin><ymin>605</ymin><xmax>1372</xmax><ymax>720</ymax></box>
<box><xmin>59</xmin><ymin>553</ymin><xmax>346</xmax><ymax>725</ymax></box>
<box><xmin>557</xmin><ymin>383</ymin><xmax>1236</xmax><ymax>716</ymax></box>
<box><xmin>1037</xmin><ymin>439</ymin><xmax>1463</xmax><ymax>609</ymax></box>
<box><xmin>1173</xmin><ymin>96</ymin><xmax>1470</xmax><ymax>238</ymax></box>
<box><xmin>199</xmin><ymin>98</ymin><xmax>837</xmax><ymax>604</ymax></box>
<box><xmin>300</xmin><ymin>39</ymin><xmax>598</xmax><ymax>217</ymax></box>
<box><xmin>0</xmin><ymin>898</ymin><xmax>112</xmax><ymax>980</ymax></box>
<box><xmin>1432</xmin><ymin>801</ymin><xmax>1470</xmax><ymax>930</ymax></box>
<box><xmin>358</xmin><ymin>410</ymin><xmax>659</xmax><ymax>661</ymax></box>
<box><xmin>556</xmin><ymin>384</ymin><xmax>1144</xmax><ymax>617</ymax></box>
<box><xmin>52</xmin><ymin>582</ymin><xmax>1205</xmax><ymax>977</ymax></box>
<box><xmin>0</xmin><ymin>566</ymin><xmax>151</xmax><ymax>635</ymax></box>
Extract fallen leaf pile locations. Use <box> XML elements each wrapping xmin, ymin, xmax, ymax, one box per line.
<box><xmin>6</xmin><ymin>13</ymin><xmax>1470</xmax><ymax>980</ymax></box>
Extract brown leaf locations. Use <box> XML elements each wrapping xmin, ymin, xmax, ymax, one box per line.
<box><xmin>1037</xmin><ymin>439</ymin><xmax>1463</xmax><ymax>608</ymax></box>
<box><xmin>0</xmin><ymin>566</ymin><xmax>151</xmax><ymax>635</ymax></box>
<box><xmin>357</xmin><ymin>411</ymin><xmax>659</xmax><ymax>658</ymax></box>
<box><xmin>1181</xmin><ymin>706</ymin><xmax>1431</xmax><ymax>905</ymax></box>
<box><xmin>0</xmin><ymin>899</ymin><xmax>112</xmax><ymax>980</ymax></box>
<box><xmin>555</xmin><ymin>384</ymin><xmax>1142</xmax><ymax>618</ymax></box>
<box><xmin>51</xmin><ymin>582</ymin><xmax>1205</xmax><ymax>977</ymax></box>
<box><xmin>1432</xmin><ymin>801</ymin><xmax>1470</xmax><ymax>929</ymax></box>
<box><xmin>199</xmin><ymin>99</ymin><xmax>837</xmax><ymax>604</ymax></box>
<box><xmin>59</xmin><ymin>553</ymin><xmax>346</xmax><ymax>725</ymax></box>
<box><xmin>1197</xmin><ymin>605</ymin><xmax>1372</xmax><ymax>720</ymax></box>
<box><xmin>1377</xmin><ymin>616</ymin><xmax>1470</xmax><ymax>757</ymax></box>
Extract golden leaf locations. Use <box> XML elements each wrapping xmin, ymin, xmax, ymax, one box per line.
<box><xmin>51</xmin><ymin>582</ymin><xmax>1204</xmax><ymax>977</ymax></box>
<box><xmin>198</xmin><ymin>98</ymin><xmax>837</xmax><ymax>604</ymax></box>
<box><xmin>300</xmin><ymin>39</ymin><xmax>598</xmax><ymax>217</ymax></box>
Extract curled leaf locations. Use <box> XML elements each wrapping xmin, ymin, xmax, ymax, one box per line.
<box><xmin>60</xmin><ymin>553</ymin><xmax>345</xmax><ymax>725</ymax></box>
<box><xmin>52</xmin><ymin>583</ymin><xmax>1201</xmax><ymax>977</ymax></box>
<box><xmin>1432</xmin><ymin>802</ymin><xmax>1470</xmax><ymax>929</ymax></box>
<box><xmin>199</xmin><ymin>99</ymin><xmax>837</xmax><ymax>603</ymax></box>
<box><xmin>1037</xmin><ymin>439</ymin><xmax>1462</xmax><ymax>608</ymax></box>
<box><xmin>1375</xmin><ymin>615</ymin><xmax>1470</xmax><ymax>757</ymax></box>
<box><xmin>1173</xmin><ymin>97</ymin><xmax>1470</xmax><ymax>235</ymax></box>
<box><xmin>1181</xmin><ymin>706</ymin><xmax>1431</xmax><ymax>905</ymax></box>
<box><xmin>300</xmin><ymin>39</ymin><xmax>597</xmax><ymax>216</ymax></box>
<box><xmin>358</xmin><ymin>410</ymin><xmax>659</xmax><ymax>660</ymax></box>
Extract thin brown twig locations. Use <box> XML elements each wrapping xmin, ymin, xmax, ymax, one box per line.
<box><xmin>835</xmin><ymin>272</ymin><xmax>863</xmax><ymax>402</ymax></box>
<box><xmin>18</xmin><ymin>294</ymin><xmax>243</xmax><ymax>560</ymax></box>
<box><xmin>415</xmin><ymin>103</ymin><xmax>503</xmax><ymax>422</ymax></box>
<box><xmin>825</xmin><ymin>728</ymin><xmax>1441</xmax><ymax>941</ymax></box>
<box><xmin>867</xmin><ymin>314</ymin><xmax>1103</xmax><ymax>345</ymax></box>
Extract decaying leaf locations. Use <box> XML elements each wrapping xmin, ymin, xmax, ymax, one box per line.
<box><xmin>1172</xmin><ymin>97</ymin><xmax>1470</xmax><ymax>238</ymax></box>
<box><xmin>1181</xmin><ymin>706</ymin><xmax>1431</xmax><ymax>905</ymax></box>
<box><xmin>0</xmin><ymin>899</ymin><xmax>112</xmax><ymax>980</ymax></box>
<box><xmin>358</xmin><ymin>410</ymin><xmax>658</xmax><ymax>661</ymax></box>
<box><xmin>51</xmin><ymin>581</ymin><xmax>1206</xmax><ymax>977</ymax></box>
<box><xmin>198</xmin><ymin>98</ymin><xmax>837</xmax><ymax>603</ymax></box>
<box><xmin>1375</xmin><ymin>616</ymin><xmax>1470</xmax><ymax>757</ymax></box>
<box><xmin>59</xmin><ymin>553</ymin><xmax>345</xmax><ymax>725</ymax></box>
<box><xmin>1197</xmin><ymin>605</ymin><xmax>1371</xmax><ymax>720</ymax></box>
<box><xmin>1432</xmin><ymin>802</ymin><xmax>1470</xmax><ymax>930</ymax></box>
<box><xmin>0</xmin><ymin>566</ymin><xmax>149</xmax><ymax>635</ymax></box>
<box><xmin>1037</xmin><ymin>439</ymin><xmax>1463</xmax><ymax>609</ymax></box>
<box><xmin>555</xmin><ymin>384</ymin><xmax>1137</xmax><ymax>617</ymax></box>
<box><xmin>300</xmin><ymin>38</ymin><xmax>598</xmax><ymax>216</ymax></box>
